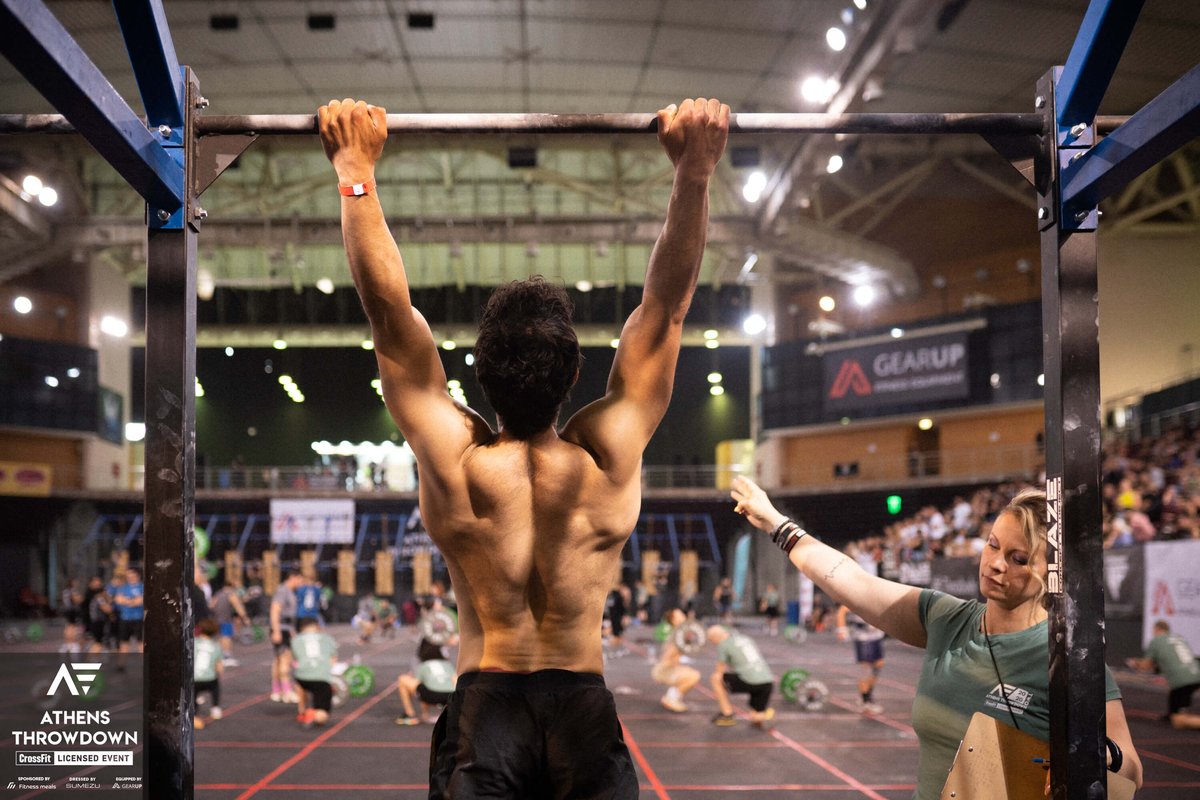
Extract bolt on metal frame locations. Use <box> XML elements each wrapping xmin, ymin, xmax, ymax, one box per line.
<box><xmin>2</xmin><ymin>0</ymin><xmax>1199</xmax><ymax>796</ymax></box>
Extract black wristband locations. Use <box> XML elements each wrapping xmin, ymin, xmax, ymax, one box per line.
<box><xmin>1105</xmin><ymin>737</ymin><xmax>1122</xmax><ymax>774</ymax></box>
<box><xmin>778</xmin><ymin>525</ymin><xmax>809</xmax><ymax>554</ymax></box>
<box><xmin>770</xmin><ymin>519</ymin><xmax>793</xmax><ymax>544</ymax></box>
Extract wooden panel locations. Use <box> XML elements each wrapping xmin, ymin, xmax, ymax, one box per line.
<box><xmin>336</xmin><ymin>550</ymin><xmax>356</xmax><ymax>596</ymax></box>
<box><xmin>641</xmin><ymin>550</ymin><xmax>660</xmax><ymax>596</ymax></box>
<box><xmin>262</xmin><ymin>550</ymin><xmax>280</xmax><ymax>596</ymax></box>
<box><xmin>375</xmin><ymin>549</ymin><xmax>394</xmax><ymax>596</ymax></box>
<box><xmin>412</xmin><ymin>550</ymin><xmax>432</xmax><ymax>595</ymax></box>
<box><xmin>299</xmin><ymin>549</ymin><xmax>317</xmax><ymax>580</ymax></box>
<box><xmin>0</xmin><ymin>432</ymin><xmax>84</xmax><ymax>489</ymax></box>
<box><xmin>679</xmin><ymin>550</ymin><xmax>699</xmax><ymax>601</ymax></box>
<box><xmin>223</xmin><ymin>550</ymin><xmax>242</xmax><ymax>588</ymax></box>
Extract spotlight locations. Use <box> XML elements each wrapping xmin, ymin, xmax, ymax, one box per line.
<box><xmin>853</xmin><ymin>0</ymin><xmax>867</xmax><ymax>9</ymax></box>
<box><xmin>273</xmin><ymin>338</ymin><xmax>287</xmax><ymax>350</ymax></box>
<box><xmin>800</xmin><ymin>75</ymin><xmax>839</xmax><ymax>104</ymax></box>
<box><xmin>278</xmin><ymin>375</ymin><xmax>293</xmax><ymax>385</ymax></box>
<box><xmin>13</xmin><ymin>295</ymin><xmax>32</xmax><ymax>314</ymax></box>
<box><xmin>707</xmin><ymin>372</ymin><xmax>723</xmax><ymax>384</ymax></box>
<box><xmin>22</xmin><ymin>175</ymin><xmax>42</xmax><ymax>195</ymax></box>
<box><xmin>37</xmin><ymin>187</ymin><xmax>58</xmax><ymax>207</ymax></box>
<box><xmin>705</xmin><ymin>340</ymin><xmax>720</xmax><ymax>349</ymax></box>
<box><xmin>99</xmin><ymin>315</ymin><xmax>128</xmax><ymax>337</ymax></box>
<box><xmin>125</xmin><ymin>422</ymin><xmax>146</xmax><ymax>442</ymax></box>
<box><xmin>852</xmin><ymin>285</ymin><xmax>875</xmax><ymax>307</ymax></box>
<box><xmin>710</xmin><ymin>385</ymin><xmax>725</xmax><ymax>396</ymax></box>
<box><xmin>742</xmin><ymin>314</ymin><xmax>767</xmax><ymax>335</ymax></box>
<box><xmin>575</xmin><ymin>280</ymin><xmax>593</xmax><ymax>292</ymax></box>
<box><xmin>465</xmin><ymin>353</ymin><xmax>475</xmax><ymax>366</ymax></box>
<box><xmin>890</xmin><ymin>327</ymin><xmax>903</xmax><ymax>338</ymax></box>
<box><xmin>197</xmin><ymin>269</ymin><xmax>215</xmax><ymax>301</ymax></box>
<box><xmin>818</xmin><ymin>295</ymin><xmax>836</xmax><ymax>312</ymax></box>
<box><xmin>1037</xmin><ymin>373</ymin><xmax>1045</xmax><ymax>386</ymax></box>
<box><xmin>44</xmin><ymin>375</ymin><xmax>59</xmax><ymax>388</ymax></box>
<box><xmin>316</xmin><ymin>277</ymin><xmax>335</xmax><ymax>295</ymax></box>
<box><xmin>610</xmin><ymin>339</ymin><xmax>620</xmax><ymax>349</ymax></box>
<box><xmin>225</xmin><ymin>346</ymin><xmax>235</xmax><ymax>357</ymax></box>
<box><xmin>361</xmin><ymin>339</ymin><xmax>375</xmax><ymax>350</ymax></box>
<box><xmin>703</xmin><ymin>329</ymin><xmax>719</xmax><ymax>340</ymax></box>
<box><xmin>826</xmin><ymin>27</ymin><xmax>847</xmax><ymax>51</ymax></box>
<box><xmin>742</xmin><ymin>171</ymin><xmax>767</xmax><ymax>203</ymax></box>
<box><xmin>918</xmin><ymin>418</ymin><xmax>933</xmax><ymax>431</ymax></box>
<box><xmin>826</xmin><ymin>154</ymin><xmax>844</xmax><ymax>174</ymax></box>
<box><xmin>441</xmin><ymin>340</ymin><xmax>457</xmax><ymax>350</ymax></box>
<box><xmin>67</xmin><ymin>367</ymin><xmax>80</xmax><ymax>378</ymax></box>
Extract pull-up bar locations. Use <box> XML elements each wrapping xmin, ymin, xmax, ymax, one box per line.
<box><xmin>0</xmin><ymin>111</ymin><xmax>1131</xmax><ymax>137</ymax></box>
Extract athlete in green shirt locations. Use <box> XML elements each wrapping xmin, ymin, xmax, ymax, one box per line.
<box><xmin>397</xmin><ymin>637</ymin><xmax>458</xmax><ymax>725</ymax></box>
<box><xmin>1128</xmin><ymin>619</ymin><xmax>1200</xmax><ymax>729</ymax></box>
<box><xmin>291</xmin><ymin>617</ymin><xmax>338</xmax><ymax>728</ymax></box>
<box><xmin>193</xmin><ymin>618</ymin><xmax>224</xmax><ymax>730</ymax></box>
<box><xmin>730</xmin><ymin>478</ymin><xmax>1143</xmax><ymax>799</ymax></box>
<box><xmin>707</xmin><ymin>626</ymin><xmax>775</xmax><ymax>728</ymax></box>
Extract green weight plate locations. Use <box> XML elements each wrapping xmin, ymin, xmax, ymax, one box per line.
<box><xmin>344</xmin><ymin>665</ymin><xmax>375</xmax><ymax>697</ymax></box>
<box><xmin>653</xmin><ymin>621</ymin><xmax>672</xmax><ymax>643</ymax></box>
<box><xmin>779</xmin><ymin>668</ymin><xmax>810</xmax><ymax>703</ymax></box>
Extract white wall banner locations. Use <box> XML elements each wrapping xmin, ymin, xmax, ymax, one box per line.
<box><xmin>270</xmin><ymin>499</ymin><xmax>356</xmax><ymax>544</ymax></box>
<box><xmin>1142</xmin><ymin>539</ymin><xmax>1200</xmax><ymax>649</ymax></box>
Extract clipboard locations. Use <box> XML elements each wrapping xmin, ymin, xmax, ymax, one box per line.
<box><xmin>939</xmin><ymin>712</ymin><xmax>1136</xmax><ymax>800</ymax></box>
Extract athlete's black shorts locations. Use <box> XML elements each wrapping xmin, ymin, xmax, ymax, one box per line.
<box><xmin>297</xmin><ymin>678</ymin><xmax>332</xmax><ymax>712</ymax></box>
<box><xmin>273</xmin><ymin>629</ymin><xmax>292</xmax><ymax>655</ymax></box>
<box><xmin>854</xmin><ymin>639</ymin><xmax>884</xmax><ymax>664</ymax></box>
<box><xmin>195</xmin><ymin>679</ymin><xmax>221</xmax><ymax>707</ymax></box>
<box><xmin>429</xmin><ymin>669</ymin><xmax>638</xmax><ymax>800</ymax></box>
<box><xmin>418</xmin><ymin>684</ymin><xmax>452</xmax><ymax>707</ymax></box>
<box><xmin>1168</xmin><ymin>682</ymin><xmax>1199</xmax><ymax>715</ymax></box>
<box><xmin>722</xmin><ymin>672</ymin><xmax>773</xmax><ymax>712</ymax></box>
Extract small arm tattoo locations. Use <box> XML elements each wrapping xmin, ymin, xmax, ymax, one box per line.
<box><xmin>824</xmin><ymin>557</ymin><xmax>848</xmax><ymax>582</ymax></box>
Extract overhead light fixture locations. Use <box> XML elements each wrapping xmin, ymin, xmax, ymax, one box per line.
<box><xmin>44</xmin><ymin>375</ymin><xmax>59</xmax><ymax>388</ymax></box>
<box><xmin>575</xmin><ymin>279</ymin><xmax>593</xmax><ymax>293</ymax></box>
<box><xmin>710</xmin><ymin>385</ymin><xmax>725</xmax><ymax>396</ymax></box>
<box><xmin>125</xmin><ymin>422</ymin><xmax>146</xmax><ymax>442</ymax></box>
<box><xmin>278</xmin><ymin>374</ymin><xmax>293</xmax><ymax>385</ymax></box>
<box><xmin>840</xmin><ymin>7</ymin><xmax>855</xmax><ymax>25</ymax></box>
<box><xmin>13</xmin><ymin>295</ymin><xmax>33</xmax><ymax>314</ymax></box>
<box><xmin>22</xmin><ymin>175</ymin><xmax>43</xmax><ymax>195</ymax></box>
<box><xmin>742</xmin><ymin>170</ymin><xmax>767</xmax><ymax>203</ymax></box>
<box><xmin>853</xmin><ymin>0</ymin><xmax>867</xmax><ymax>9</ymax></box>
<box><xmin>990</xmin><ymin>373</ymin><xmax>1001</xmax><ymax>388</ymax></box>
<box><xmin>273</xmin><ymin>338</ymin><xmax>287</xmax><ymax>350</ymax></box>
<box><xmin>705</xmin><ymin>340</ymin><xmax>720</xmax><ymax>350</ymax></box>
<box><xmin>225</xmin><ymin>346</ymin><xmax>235</xmax><ymax>357</ymax></box>
<box><xmin>441</xmin><ymin>340</ymin><xmax>457</xmax><ymax>350</ymax></box>
<box><xmin>610</xmin><ymin>339</ymin><xmax>620</xmax><ymax>349</ymax></box>
<box><xmin>826</xmin><ymin>154</ymin><xmax>844</xmax><ymax>174</ymax></box>
<box><xmin>66</xmin><ymin>367</ymin><xmax>80</xmax><ymax>379</ymax></box>
<box><xmin>197</xmin><ymin>269</ymin><xmax>216</xmax><ymax>301</ymax></box>
<box><xmin>918</xmin><ymin>418</ymin><xmax>933</xmax><ymax>431</ymax></box>
<box><xmin>853</xmin><ymin>285</ymin><xmax>876</xmax><ymax>307</ymax></box>
<box><xmin>800</xmin><ymin>75</ymin><xmax>840</xmax><ymax>105</ymax></box>
<box><xmin>100</xmin><ymin>315</ymin><xmax>127</xmax><ymax>337</ymax></box>
<box><xmin>464</xmin><ymin>353</ymin><xmax>475</xmax><ymax>366</ymax></box>
<box><xmin>707</xmin><ymin>372</ymin><xmax>723</xmax><ymax>384</ymax></box>
<box><xmin>361</xmin><ymin>339</ymin><xmax>374</xmax><ymax>350</ymax></box>
<box><xmin>316</xmin><ymin>277</ymin><xmax>335</xmax><ymax>295</ymax></box>
<box><xmin>1037</xmin><ymin>373</ymin><xmax>1045</xmax><ymax>386</ymax></box>
<box><xmin>890</xmin><ymin>327</ymin><xmax>904</xmax><ymax>338</ymax></box>
<box><xmin>703</xmin><ymin>329</ymin><xmax>719</xmax><ymax>340</ymax></box>
<box><xmin>742</xmin><ymin>313</ymin><xmax>767</xmax><ymax>335</ymax></box>
<box><xmin>818</xmin><ymin>295</ymin><xmax>836</xmax><ymax>312</ymax></box>
<box><xmin>826</xmin><ymin>27</ymin><xmax>847</xmax><ymax>51</ymax></box>
<box><xmin>37</xmin><ymin>188</ymin><xmax>58</xmax><ymax>207</ymax></box>
<box><xmin>195</xmin><ymin>378</ymin><xmax>205</xmax><ymax>397</ymax></box>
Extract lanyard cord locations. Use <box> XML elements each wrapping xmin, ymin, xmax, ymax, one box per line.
<box><xmin>983</xmin><ymin>610</ymin><xmax>1021</xmax><ymax>731</ymax></box>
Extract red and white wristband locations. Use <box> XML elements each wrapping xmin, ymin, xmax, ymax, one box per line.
<box><xmin>338</xmin><ymin>179</ymin><xmax>376</xmax><ymax>197</ymax></box>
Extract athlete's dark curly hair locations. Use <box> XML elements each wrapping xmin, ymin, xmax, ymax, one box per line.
<box><xmin>473</xmin><ymin>277</ymin><xmax>581</xmax><ymax>439</ymax></box>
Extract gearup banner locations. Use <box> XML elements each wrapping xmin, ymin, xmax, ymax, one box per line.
<box><xmin>823</xmin><ymin>331</ymin><xmax>969</xmax><ymax>413</ymax></box>
<box><xmin>1143</xmin><ymin>539</ymin><xmax>1200</xmax><ymax>649</ymax></box>
<box><xmin>270</xmin><ymin>498</ymin><xmax>356</xmax><ymax>544</ymax></box>
<box><xmin>0</xmin><ymin>654</ymin><xmax>143</xmax><ymax>795</ymax></box>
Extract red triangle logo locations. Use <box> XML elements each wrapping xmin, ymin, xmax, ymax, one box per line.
<box><xmin>829</xmin><ymin>360</ymin><xmax>872</xmax><ymax>399</ymax></box>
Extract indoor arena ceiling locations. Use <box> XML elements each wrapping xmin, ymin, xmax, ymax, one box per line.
<box><xmin>1</xmin><ymin>0</ymin><xmax>1199</xmax><ymax>301</ymax></box>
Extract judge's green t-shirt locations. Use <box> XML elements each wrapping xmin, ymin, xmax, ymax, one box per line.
<box><xmin>1145</xmin><ymin>633</ymin><xmax>1200</xmax><ymax>689</ymax></box>
<box><xmin>291</xmin><ymin>631</ymin><xmax>338</xmax><ymax>682</ymax></box>
<box><xmin>716</xmin><ymin>631</ymin><xmax>774</xmax><ymax>685</ymax></box>
<box><xmin>910</xmin><ymin>590</ymin><xmax>1121</xmax><ymax>800</ymax></box>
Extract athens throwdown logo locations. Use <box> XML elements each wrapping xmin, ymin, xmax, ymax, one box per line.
<box><xmin>828</xmin><ymin>359</ymin><xmax>872</xmax><ymax>399</ymax></box>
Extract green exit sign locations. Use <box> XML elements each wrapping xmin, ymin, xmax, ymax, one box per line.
<box><xmin>886</xmin><ymin>495</ymin><xmax>902</xmax><ymax>515</ymax></box>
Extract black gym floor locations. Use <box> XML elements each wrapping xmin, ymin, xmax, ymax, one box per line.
<box><xmin>4</xmin><ymin>621</ymin><xmax>1198</xmax><ymax>799</ymax></box>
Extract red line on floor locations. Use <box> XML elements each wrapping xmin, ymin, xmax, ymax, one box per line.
<box><xmin>638</xmin><ymin>741</ymin><xmax>787</xmax><ymax>748</ymax></box>
<box><xmin>1140</xmin><ymin>749</ymin><xmax>1200</xmax><ymax>773</ymax></box>
<box><xmin>696</xmin><ymin>685</ymin><xmax>892</xmax><ymax>800</ymax></box>
<box><xmin>232</xmin><ymin>684</ymin><xmax>394</xmax><ymax>800</ymax></box>
<box><xmin>825</xmin><ymin>695</ymin><xmax>915</xmax><ymax>736</ymax></box>
<box><xmin>621</xmin><ymin>721</ymin><xmax>671</xmax><ymax>800</ymax></box>
<box><xmin>647</xmin><ymin>785</ymin><xmax>917</xmax><ymax>792</ymax></box>
<box><xmin>198</xmin><ymin>740</ymin><xmax>428</xmax><ymax>748</ymax></box>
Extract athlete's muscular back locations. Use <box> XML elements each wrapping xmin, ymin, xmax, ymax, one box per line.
<box><xmin>421</xmin><ymin>430</ymin><xmax>641</xmax><ymax>674</ymax></box>
<box><xmin>320</xmin><ymin>95</ymin><xmax>728</xmax><ymax>677</ymax></box>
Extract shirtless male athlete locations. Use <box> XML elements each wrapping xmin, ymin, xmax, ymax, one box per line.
<box><xmin>319</xmin><ymin>96</ymin><xmax>729</xmax><ymax>798</ymax></box>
